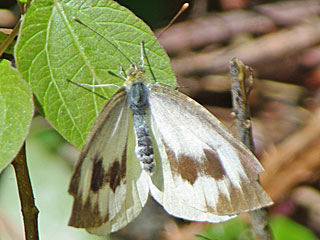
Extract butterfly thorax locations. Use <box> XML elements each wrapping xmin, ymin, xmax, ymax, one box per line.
<box><xmin>124</xmin><ymin>64</ymin><xmax>148</xmax><ymax>86</ymax></box>
<box><xmin>127</xmin><ymin>64</ymin><xmax>155</xmax><ymax>174</ymax></box>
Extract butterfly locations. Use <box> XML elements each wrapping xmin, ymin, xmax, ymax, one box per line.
<box><xmin>67</xmin><ymin>39</ymin><xmax>273</xmax><ymax>235</ymax></box>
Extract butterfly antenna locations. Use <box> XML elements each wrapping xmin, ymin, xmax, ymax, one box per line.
<box><xmin>143</xmin><ymin>3</ymin><xmax>189</xmax><ymax>82</ymax></box>
<box><xmin>141</xmin><ymin>41</ymin><xmax>157</xmax><ymax>82</ymax></box>
<box><xmin>158</xmin><ymin>2</ymin><xmax>189</xmax><ymax>39</ymax></box>
<box><xmin>147</xmin><ymin>2</ymin><xmax>189</xmax><ymax>52</ymax></box>
<box><xmin>73</xmin><ymin>17</ymin><xmax>134</xmax><ymax>65</ymax></box>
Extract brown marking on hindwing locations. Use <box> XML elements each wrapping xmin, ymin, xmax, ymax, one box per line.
<box><xmin>177</xmin><ymin>154</ymin><xmax>198</xmax><ymax>185</ymax></box>
<box><xmin>203</xmin><ymin>149</ymin><xmax>226</xmax><ymax>180</ymax></box>
<box><xmin>68</xmin><ymin>193</ymin><xmax>108</xmax><ymax>228</ymax></box>
<box><xmin>214</xmin><ymin>177</ymin><xmax>250</xmax><ymax>215</ymax></box>
<box><xmin>163</xmin><ymin>142</ymin><xmax>226</xmax><ymax>185</ymax></box>
<box><xmin>163</xmin><ymin>142</ymin><xmax>198</xmax><ymax>184</ymax></box>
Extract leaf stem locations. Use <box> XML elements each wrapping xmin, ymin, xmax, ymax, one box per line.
<box><xmin>0</xmin><ymin>20</ymin><xmax>20</xmax><ymax>58</ymax></box>
<box><xmin>12</xmin><ymin>142</ymin><xmax>39</xmax><ymax>240</ymax></box>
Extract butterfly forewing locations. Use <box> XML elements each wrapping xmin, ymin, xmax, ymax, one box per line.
<box><xmin>148</xmin><ymin>84</ymin><xmax>273</xmax><ymax>220</ymax></box>
<box><xmin>69</xmin><ymin>88</ymin><xmax>149</xmax><ymax>230</ymax></box>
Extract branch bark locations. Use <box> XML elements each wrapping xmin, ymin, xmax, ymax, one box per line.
<box><xmin>229</xmin><ymin>58</ymin><xmax>273</xmax><ymax>240</ymax></box>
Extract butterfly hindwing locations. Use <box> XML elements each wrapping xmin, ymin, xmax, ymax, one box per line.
<box><xmin>87</xmin><ymin>115</ymin><xmax>150</xmax><ymax>234</ymax></box>
<box><xmin>68</xmin><ymin>88</ymin><xmax>149</xmax><ymax>232</ymax></box>
<box><xmin>148</xmin><ymin>84</ymin><xmax>273</xmax><ymax>221</ymax></box>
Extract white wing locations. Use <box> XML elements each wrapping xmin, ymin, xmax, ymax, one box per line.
<box><xmin>148</xmin><ymin>84</ymin><xmax>273</xmax><ymax>222</ymax></box>
<box><xmin>68</xmin><ymin>88</ymin><xmax>149</xmax><ymax>234</ymax></box>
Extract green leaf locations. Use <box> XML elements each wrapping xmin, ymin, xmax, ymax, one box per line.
<box><xmin>15</xmin><ymin>0</ymin><xmax>176</xmax><ymax>148</ymax></box>
<box><xmin>200</xmin><ymin>217</ymin><xmax>253</xmax><ymax>240</ymax></box>
<box><xmin>0</xmin><ymin>59</ymin><xmax>34</xmax><ymax>173</ymax></box>
<box><xmin>271</xmin><ymin>215</ymin><xmax>317</xmax><ymax>240</ymax></box>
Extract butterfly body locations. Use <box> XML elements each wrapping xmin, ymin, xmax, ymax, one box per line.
<box><xmin>69</xmin><ymin>61</ymin><xmax>273</xmax><ymax>235</ymax></box>
<box><xmin>127</xmin><ymin>66</ymin><xmax>155</xmax><ymax>173</ymax></box>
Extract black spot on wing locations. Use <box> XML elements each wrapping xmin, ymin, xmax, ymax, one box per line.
<box><xmin>107</xmin><ymin>161</ymin><xmax>121</xmax><ymax>192</ymax></box>
<box><xmin>90</xmin><ymin>154</ymin><xmax>104</xmax><ymax>192</ymax></box>
<box><xmin>104</xmin><ymin>144</ymin><xmax>127</xmax><ymax>193</ymax></box>
<box><xmin>120</xmin><ymin>144</ymin><xmax>127</xmax><ymax>181</ymax></box>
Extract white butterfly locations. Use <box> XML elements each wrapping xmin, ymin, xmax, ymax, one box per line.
<box><xmin>68</xmin><ymin>43</ymin><xmax>273</xmax><ymax>235</ymax></box>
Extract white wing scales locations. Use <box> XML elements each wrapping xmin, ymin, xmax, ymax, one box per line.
<box><xmin>68</xmin><ymin>88</ymin><xmax>149</xmax><ymax>232</ymax></box>
<box><xmin>148</xmin><ymin>84</ymin><xmax>273</xmax><ymax>221</ymax></box>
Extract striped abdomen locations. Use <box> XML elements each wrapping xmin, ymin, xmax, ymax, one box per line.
<box><xmin>129</xmin><ymin>82</ymin><xmax>155</xmax><ymax>174</ymax></box>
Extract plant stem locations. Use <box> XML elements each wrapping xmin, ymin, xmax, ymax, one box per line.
<box><xmin>12</xmin><ymin>142</ymin><xmax>39</xmax><ymax>240</ymax></box>
<box><xmin>0</xmin><ymin>20</ymin><xmax>20</xmax><ymax>58</ymax></box>
<box><xmin>229</xmin><ymin>58</ymin><xmax>273</xmax><ymax>240</ymax></box>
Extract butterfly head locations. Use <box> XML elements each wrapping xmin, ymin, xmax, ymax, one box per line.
<box><xmin>125</xmin><ymin>64</ymin><xmax>147</xmax><ymax>86</ymax></box>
